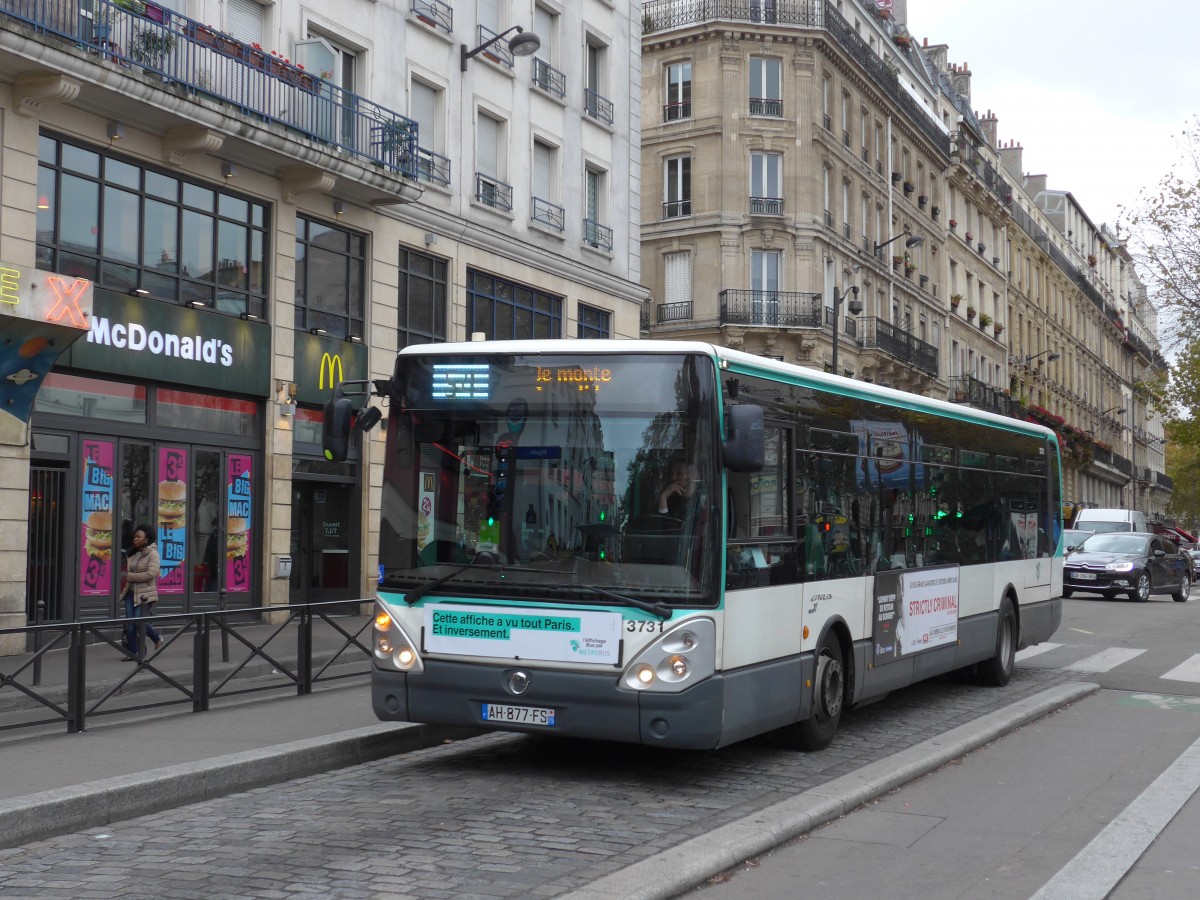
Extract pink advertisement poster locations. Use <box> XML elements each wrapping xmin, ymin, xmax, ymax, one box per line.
<box><xmin>156</xmin><ymin>446</ymin><xmax>188</xmax><ymax>595</ymax></box>
<box><xmin>225</xmin><ymin>454</ymin><xmax>252</xmax><ymax>592</ymax></box>
<box><xmin>79</xmin><ymin>439</ymin><xmax>115</xmax><ymax>596</ymax></box>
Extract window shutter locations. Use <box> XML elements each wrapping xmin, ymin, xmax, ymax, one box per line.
<box><xmin>411</xmin><ymin>82</ymin><xmax>437</xmax><ymax>148</ymax></box>
<box><xmin>478</xmin><ymin>0</ymin><xmax>500</xmax><ymax>32</ymax></box>
<box><xmin>665</xmin><ymin>252</ymin><xmax>690</xmax><ymax>305</ymax></box>
<box><xmin>477</xmin><ymin>114</ymin><xmax>499</xmax><ymax>177</ymax></box>
<box><xmin>533</xmin><ymin>142</ymin><xmax>553</xmax><ymax>199</ymax></box>
<box><xmin>225</xmin><ymin>0</ymin><xmax>263</xmax><ymax>45</ymax></box>
<box><xmin>534</xmin><ymin>6</ymin><xmax>553</xmax><ymax>58</ymax></box>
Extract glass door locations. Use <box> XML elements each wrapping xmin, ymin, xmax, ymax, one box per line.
<box><xmin>290</xmin><ymin>480</ymin><xmax>356</xmax><ymax>602</ymax></box>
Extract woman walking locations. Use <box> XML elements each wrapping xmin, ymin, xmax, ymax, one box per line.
<box><xmin>125</xmin><ymin>524</ymin><xmax>163</xmax><ymax>660</ymax></box>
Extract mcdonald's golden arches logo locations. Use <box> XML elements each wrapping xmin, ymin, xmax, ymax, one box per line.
<box><xmin>319</xmin><ymin>352</ymin><xmax>345</xmax><ymax>390</ymax></box>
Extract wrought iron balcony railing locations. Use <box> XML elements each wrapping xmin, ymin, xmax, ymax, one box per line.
<box><xmin>663</xmin><ymin>200</ymin><xmax>693</xmax><ymax>218</ymax></box>
<box><xmin>475</xmin><ymin>24</ymin><xmax>514</xmax><ymax>67</ymax></box>
<box><xmin>476</xmin><ymin>173</ymin><xmax>514</xmax><ymax>211</ymax></box>
<box><xmin>858</xmin><ymin>317</ymin><xmax>938</xmax><ymax>377</ymax></box>
<box><xmin>749</xmin><ymin>97</ymin><xmax>783</xmax><ymax>117</ymax></box>
<box><xmin>948</xmin><ymin>375</ymin><xmax>1014</xmax><ymax>416</ymax></box>
<box><xmin>531</xmin><ymin>197</ymin><xmax>565</xmax><ymax>231</ymax></box>
<box><xmin>664</xmin><ymin>101</ymin><xmax>692</xmax><ymax>122</ymax></box>
<box><xmin>583</xmin><ymin>218</ymin><xmax>613</xmax><ymax>251</ymax></box>
<box><xmin>1158</xmin><ymin>471</ymin><xmax>1174</xmax><ymax>490</ymax></box>
<box><xmin>750</xmin><ymin>196</ymin><xmax>784</xmax><ymax>216</ymax></box>
<box><xmin>823</xmin><ymin>306</ymin><xmax>857</xmax><ymax>339</ymax></box>
<box><xmin>1</xmin><ymin>0</ymin><xmax>419</xmax><ymax>178</ymax></box>
<box><xmin>533</xmin><ymin>58</ymin><xmax>566</xmax><ymax>98</ymax></box>
<box><xmin>416</xmin><ymin>147</ymin><xmax>451</xmax><ymax>187</ymax></box>
<box><xmin>657</xmin><ymin>301</ymin><xmax>694</xmax><ymax>323</ymax></box>
<box><xmin>411</xmin><ymin>0</ymin><xmax>452</xmax><ymax>32</ymax></box>
<box><xmin>719</xmin><ymin>290</ymin><xmax>822</xmax><ymax>327</ymax></box>
<box><xmin>585</xmin><ymin>88</ymin><xmax>615</xmax><ymax>125</ymax></box>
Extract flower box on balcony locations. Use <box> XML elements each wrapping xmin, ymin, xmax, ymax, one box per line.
<box><xmin>950</xmin><ymin>293</ymin><xmax>963</xmax><ymax>308</ymax></box>
<box><xmin>932</xmin><ymin>206</ymin><xmax>940</xmax><ymax>218</ymax></box>
<box><xmin>966</xmin><ymin>305</ymin><xmax>977</xmax><ymax>320</ymax></box>
<box><xmin>994</xmin><ymin>322</ymin><xmax>1005</xmax><ymax>336</ymax></box>
<box><xmin>965</xmin><ymin>231</ymin><xmax>974</xmax><ymax>241</ymax></box>
<box><xmin>948</xmin><ymin>218</ymin><xmax>957</xmax><ymax>229</ymax></box>
<box><xmin>979</xmin><ymin>313</ymin><xmax>993</xmax><ymax>328</ymax></box>
<box><xmin>903</xmin><ymin>181</ymin><xmax>915</xmax><ymax>193</ymax></box>
<box><xmin>918</xmin><ymin>195</ymin><xmax>928</xmax><ymax>207</ymax></box>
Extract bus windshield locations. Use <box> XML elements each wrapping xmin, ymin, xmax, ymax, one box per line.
<box><xmin>378</xmin><ymin>352</ymin><xmax>719</xmax><ymax>606</ymax></box>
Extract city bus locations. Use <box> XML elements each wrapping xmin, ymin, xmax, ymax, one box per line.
<box><xmin>324</xmin><ymin>340</ymin><xmax>1063</xmax><ymax>751</ymax></box>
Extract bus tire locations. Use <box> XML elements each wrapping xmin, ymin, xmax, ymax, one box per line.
<box><xmin>978</xmin><ymin>596</ymin><xmax>1016</xmax><ymax>687</ymax></box>
<box><xmin>782</xmin><ymin>634</ymin><xmax>845</xmax><ymax>752</ymax></box>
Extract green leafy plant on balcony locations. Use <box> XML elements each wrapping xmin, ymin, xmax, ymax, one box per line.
<box><xmin>131</xmin><ymin>27</ymin><xmax>176</xmax><ymax>69</ymax></box>
<box><xmin>978</xmin><ymin>313</ymin><xmax>993</xmax><ymax>328</ymax></box>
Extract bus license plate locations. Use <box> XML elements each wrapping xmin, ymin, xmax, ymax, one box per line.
<box><xmin>482</xmin><ymin>703</ymin><xmax>556</xmax><ymax>726</ymax></box>
<box><xmin>1072</xmin><ymin>572</ymin><xmax>1097</xmax><ymax>581</ymax></box>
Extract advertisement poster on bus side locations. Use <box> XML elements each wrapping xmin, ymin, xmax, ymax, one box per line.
<box><xmin>79</xmin><ymin>439</ymin><xmax>115</xmax><ymax>596</ymax></box>
<box><xmin>851</xmin><ymin>420</ymin><xmax>921</xmax><ymax>489</ymax></box>
<box><xmin>156</xmin><ymin>446</ymin><xmax>187</xmax><ymax>594</ymax></box>
<box><xmin>225</xmin><ymin>454</ymin><xmax>252</xmax><ymax>593</ymax></box>
<box><xmin>873</xmin><ymin>566</ymin><xmax>959</xmax><ymax>664</ymax></box>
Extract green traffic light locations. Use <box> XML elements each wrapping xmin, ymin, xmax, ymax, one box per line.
<box><xmin>599</xmin><ymin>510</ymin><xmax>606</xmax><ymax>521</ymax></box>
<box><xmin>487</xmin><ymin>516</ymin><xmax>495</xmax><ymax>527</ymax></box>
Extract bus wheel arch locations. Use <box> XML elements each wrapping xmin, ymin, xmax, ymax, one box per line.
<box><xmin>779</xmin><ymin>620</ymin><xmax>851</xmax><ymax>752</ymax></box>
<box><xmin>978</xmin><ymin>591</ymin><xmax>1018</xmax><ymax>687</ymax></box>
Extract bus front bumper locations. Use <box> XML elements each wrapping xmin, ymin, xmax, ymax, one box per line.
<box><xmin>372</xmin><ymin>659</ymin><xmax>727</xmax><ymax>750</ymax></box>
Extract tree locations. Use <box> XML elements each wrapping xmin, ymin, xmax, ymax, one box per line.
<box><xmin>1123</xmin><ymin>117</ymin><xmax>1200</xmax><ymax>351</ymax></box>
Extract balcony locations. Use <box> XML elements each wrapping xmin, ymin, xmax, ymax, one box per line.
<box><xmin>531</xmin><ymin>197</ymin><xmax>565</xmax><ymax>231</ymax></box>
<box><xmin>824</xmin><ymin>306</ymin><xmax>856</xmax><ymax>340</ymax></box>
<box><xmin>474</xmin><ymin>24</ymin><xmax>514</xmax><ymax>67</ymax></box>
<box><xmin>476</xmin><ymin>173</ymin><xmax>514</xmax><ymax>211</ymax></box>
<box><xmin>663</xmin><ymin>199</ymin><xmax>692</xmax><ymax>219</ymax></box>
<box><xmin>584</xmin><ymin>88</ymin><xmax>614</xmax><ymax>125</ymax></box>
<box><xmin>0</xmin><ymin>0</ymin><xmax>420</xmax><ymax>194</ymax></box>
<box><xmin>749</xmin><ymin>97</ymin><xmax>783</xmax><ymax>117</ymax></box>
<box><xmin>657</xmin><ymin>301</ymin><xmax>694</xmax><ymax>323</ymax></box>
<box><xmin>1158</xmin><ymin>471</ymin><xmax>1174</xmax><ymax>490</ymax></box>
<box><xmin>719</xmin><ymin>290</ymin><xmax>822</xmax><ymax>328</ymax></box>
<box><xmin>750</xmin><ymin>196</ymin><xmax>784</xmax><ymax>216</ymax></box>
<box><xmin>583</xmin><ymin>218</ymin><xmax>613</xmax><ymax>251</ymax></box>
<box><xmin>948</xmin><ymin>375</ymin><xmax>1015</xmax><ymax>416</ymax></box>
<box><xmin>858</xmin><ymin>317</ymin><xmax>938</xmax><ymax>377</ymax></box>
<box><xmin>533</xmin><ymin>58</ymin><xmax>566</xmax><ymax>98</ymax></box>
<box><xmin>664</xmin><ymin>101</ymin><xmax>692</xmax><ymax>122</ymax></box>
<box><xmin>411</xmin><ymin>0</ymin><xmax>452</xmax><ymax>33</ymax></box>
<box><xmin>416</xmin><ymin>147</ymin><xmax>451</xmax><ymax>187</ymax></box>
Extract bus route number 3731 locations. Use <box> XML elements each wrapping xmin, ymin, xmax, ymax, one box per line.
<box><xmin>482</xmin><ymin>704</ymin><xmax>556</xmax><ymax>726</ymax></box>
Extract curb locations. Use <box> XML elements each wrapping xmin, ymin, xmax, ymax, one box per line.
<box><xmin>563</xmin><ymin>681</ymin><xmax>1100</xmax><ymax>900</ymax></box>
<box><xmin>0</xmin><ymin>721</ymin><xmax>478</xmax><ymax>850</ymax></box>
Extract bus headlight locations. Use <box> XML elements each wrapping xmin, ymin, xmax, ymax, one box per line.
<box><xmin>374</xmin><ymin>602</ymin><xmax>423</xmax><ymax>673</ymax></box>
<box><xmin>621</xmin><ymin>618</ymin><xmax>715</xmax><ymax>692</ymax></box>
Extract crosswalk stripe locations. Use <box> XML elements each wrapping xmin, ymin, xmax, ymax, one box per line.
<box><xmin>1016</xmin><ymin>642</ymin><xmax>1062</xmax><ymax>662</ymax></box>
<box><xmin>1161</xmin><ymin>653</ymin><xmax>1200</xmax><ymax>683</ymax></box>
<box><xmin>1065</xmin><ymin>647</ymin><xmax>1146</xmax><ymax>673</ymax></box>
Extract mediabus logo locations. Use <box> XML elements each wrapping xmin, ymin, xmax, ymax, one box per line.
<box><xmin>87</xmin><ymin>317</ymin><xmax>234</xmax><ymax>367</ymax></box>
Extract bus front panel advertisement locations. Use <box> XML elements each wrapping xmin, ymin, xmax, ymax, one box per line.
<box><xmin>349</xmin><ymin>341</ymin><xmax>1062</xmax><ymax>752</ymax></box>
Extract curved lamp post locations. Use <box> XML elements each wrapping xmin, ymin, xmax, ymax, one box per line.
<box><xmin>461</xmin><ymin>26</ymin><xmax>541</xmax><ymax>71</ymax></box>
<box><xmin>830</xmin><ymin>285</ymin><xmax>862</xmax><ymax>374</ymax></box>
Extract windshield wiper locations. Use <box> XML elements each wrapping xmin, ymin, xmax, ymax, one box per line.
<box><xmin>551</xmin><ymin>582</ymin><xmax>672</xmax><ymax>620</ymax></box>
<box><xmin>402</xmin><ymin>561</ymin><xmax>498</xmax><ymax>605</ymax></box>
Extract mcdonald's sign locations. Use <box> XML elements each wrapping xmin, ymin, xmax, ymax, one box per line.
<box><xmin>294</xmin><ymin>330</ymin><xmax>366</xmax><ymax>405</ymax></box>
<box><xmin>319</xmin><ymin>352</ymin><xmax>345</xmax><ymax>390</ymax></box>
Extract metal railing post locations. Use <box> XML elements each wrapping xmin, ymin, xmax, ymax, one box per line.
<box><xmin>67</xmin><ymin>624</ymin><xmax>85</xmax><ymax>733</ymax></box>
<box><xmin>297</xmin><ymin>604</ymin><xmax>313</xmax><ymax>695</ymax></box>
<box><xmin>219</xmin><ymin>589</ymin><xmax>230</xmax><ymax>662</ymax></box>
<box><xmin>195</xmin><ymin>614</ymin><xmax>210</xmax><ymax>712</ymax></box>
<box><xmin>32</xmin><ymin>598</ymin><xmax>45</xmax><ymax>686</ymax></box>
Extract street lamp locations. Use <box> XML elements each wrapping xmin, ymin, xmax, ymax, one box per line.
<box><xmin>1100</xmin><ymin>405</ymin><xmax>1125</xmax><ymax>418</ymax></box>
<box><xmin>873</xmin><ymin>230</ymin><xmax>925</xmax><ymax>255</ymax></box>
<box><xmin>830</xmin><ymin>285</ymin><xmax>862</xmax><ymax>374</ymax></box>
<box><xmin>461</xmin><ymin>26</ymin><xmax>541</xmax><ymax>71</ymax></box>
<box><xmin>1025</xmin><ymin>349</ymin><xmax>1061</xmax><ymax>366</ymax></box>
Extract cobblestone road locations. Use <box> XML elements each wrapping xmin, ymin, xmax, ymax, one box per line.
<box><xmin>0</xmin><ymin>667</ymin><xmax>1070</xmax><ymax>899</ymax></box>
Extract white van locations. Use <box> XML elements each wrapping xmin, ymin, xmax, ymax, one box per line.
<box><xmin>1073</xmin><ymin>508</ymin><xmax>1148</xmax><ymax>534</ymax></box>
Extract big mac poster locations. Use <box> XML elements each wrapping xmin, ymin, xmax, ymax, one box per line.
<box><xmin>157</xmin><ymin>446</ymin><xmax>188</xmax><ymax>594</ymax></box>
<box><xmin>79</xmin><ymin>439</ymin><xmax>115</xmax><ymax>596</ymax></box>
<box><xmin>225</xmin><ymin>454</ymin><xmax>251</xmax><ymax>592</ymax></box>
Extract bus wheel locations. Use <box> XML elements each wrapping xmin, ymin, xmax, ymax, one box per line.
<box><xmin>783</xmin><ymin>635</ymin><xmax>845</xmax><ymax>751</ymax></box>
<box><xmin>978</xmin><ymin>597</ymin><xmax>1016</xmax><ymax>687</ymax></box>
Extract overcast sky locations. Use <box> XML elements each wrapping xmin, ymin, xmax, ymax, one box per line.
<box><xmin>908</xmin><ymin>0</ymin><xmax>1199</xmax><ymax>233</ymax></box>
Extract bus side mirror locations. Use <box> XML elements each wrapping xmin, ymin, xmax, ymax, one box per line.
<box><xmin>724</xmin><ymin>404</ymin><xmax>765</xmax><ymax>472</ymax></box>
<box><xmin>322</xmin><ymin>383</ymin><xmax>355</xmax><ymax>461</ymax></box>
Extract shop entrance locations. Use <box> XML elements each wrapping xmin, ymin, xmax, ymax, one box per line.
<box><xmin>289</xmin><ymin>481</ymin><xmax>356</xmax><ymax>603</ymax></box>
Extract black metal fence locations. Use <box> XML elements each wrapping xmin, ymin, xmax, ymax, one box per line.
<box><xmin>719</xmin><ymin>289</ymin><xmax>822</xmax><ymax>327</ymax></box>
<box><xmin>859</xmin><ymin>317</ymin><xmax>938</xmax><ymax>377</ymax></box>
<box><xmin>0</xmin><ymin>601</ymin><xmax>372</xmax><ymax>735</ymax></box>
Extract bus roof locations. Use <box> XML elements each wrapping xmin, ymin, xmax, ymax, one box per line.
<box><xmin>395</xmin><ymin>338</ymin><xmax>1058</xmax><ymax>444</ymax></box>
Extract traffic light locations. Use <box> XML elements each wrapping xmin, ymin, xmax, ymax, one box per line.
<box><xmin>322</xmin><ymin>383</ymin><xmax>355</xmax><ymax>462</ymax></box>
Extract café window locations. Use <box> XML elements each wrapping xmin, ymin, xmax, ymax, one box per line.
<box><xmin>35</xmin><ymin>133</ymin><xmax>269</xmax><ymax>317</ymax></box>
<box><xmin>295</xmin><ymin>215</ymin><xmax>367</xmax><ymax>340</ymax></box>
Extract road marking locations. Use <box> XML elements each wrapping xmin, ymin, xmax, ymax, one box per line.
<box><xmin>1064</xmin><ymin>647</ymin><xmax>1146</xmax><ymax>673</ymax></box>
<box><xmin>1069</xmin><ymin>627</ymin><xmax>1095</xmax><ymax>635</ymax></box>
<box><xmin>1030</xmin><ymin>730</ymin><xmax>1200</xmax><ymax>900</ymax></box>
<box><xmin>1016</xmin><ymin>642</ymin><xmax>1062</xmax><ymax>661</ymax></box>
<box><xmin>1161</xmin><ymin>653</ymin><xmax>1200</xmax><ymax>683</ymax></box>
<box><xmin>1119</xmin><ymin>693</ymin><xmax>1200</xmax><ymax>711</ymax></box>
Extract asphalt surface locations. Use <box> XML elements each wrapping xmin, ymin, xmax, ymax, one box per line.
<box><xmin>0</xmin><ymin>625</ymin><xmax>1096</xmax><ymax>898</ymax></box>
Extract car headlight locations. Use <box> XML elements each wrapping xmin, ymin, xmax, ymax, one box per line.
<box><xmin>1106</xmin><ymin>561</ymin><xmax>1135</xmax><ymax>572</ymax></box>
<box><xmin>621</xmin><ymin>618</ymin><xmax>715</xmax><ymax>693</ymax></box>
<box><xmin>374</xmin><ymin>602</ymin><xmax>423</xmax><ymax>672</ymax></box>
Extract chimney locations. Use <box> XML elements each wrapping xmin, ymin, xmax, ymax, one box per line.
<box><xmin>893</xmin><ymin>0</ymin><xmax>909</xmax><ymax>26</ymax></box>
<box><xmin>950</xmin><ymin>61</ymin><xmax>971</xmax><ymax>103</ymax></box>
<box><xmin>1024</xmin><ymin>173</ymin><xmax>1048</xmax><ymax>197</ymax></box>
<box><xmin>999</xmin><ymin>141</ymin><xmax>1024</xmax><ymax>182</ymax></box>
<box><xmin>924</xmin><ymin>41</ymin><xmax>948</xmax><ymax>73</ymax></box>
<box><xmin>979</xmin><ymin>109</ymin><xmax>998</xmax><ymax>150</ymax></box>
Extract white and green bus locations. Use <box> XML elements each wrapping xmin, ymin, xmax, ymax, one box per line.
<box><xmin>325</xmin><ymin>340</ymin><xmax>1063</xmax><ymax>750</ymax></box>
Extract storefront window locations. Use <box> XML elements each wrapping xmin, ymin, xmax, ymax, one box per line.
<box><xmin>36</xmin><ymin>133</ymin><xmax>269</xmax><ymax>318</ymax></box>
<box><xmin>157</xmin><ymin>390</ymin><xmax>258</xmax><ymax>436</ymax></box>
<box><xmin>35</xmin><ymin>374</ymin><xmax>147</xmax><ymax>423</ymax></box>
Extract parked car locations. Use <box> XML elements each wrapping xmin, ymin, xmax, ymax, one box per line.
<box><xmin>1063</xmin><ymin>529</ymin><xmax>1093</xmax><ymax>552</ymax></box>
<box><xmin>1063</xmin><ymin>532</ymin><xmax>1191</xmax><ymax>602</ymax></box>
<box><xmin>1072</xmin><ymin>508</ymin><xmax>1148</xmax><ymax>534</ymax></box>
<box><xmin>1188</xmin><ymin>549</ymin><xmax>1200</xmax><ymax>579</ymax></box>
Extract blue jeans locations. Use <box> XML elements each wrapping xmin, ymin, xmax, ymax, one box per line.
<box><xmin>123</xmin><ymin>590</ymin><xmax>138</xmax><ymax>654</ymax></box>
<box><xmin>133</xmin><ymin>601</ymin><xmax>161</xmax><ymax>659</ymax></box>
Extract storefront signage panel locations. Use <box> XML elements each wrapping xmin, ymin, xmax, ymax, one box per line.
<box><xmin>293</xmin><ymin>331</ymin><xmax>367</xmax><ymax>406</ymax></box>
<box><xmin>157</xmin><ymin>447</ymin><xmax>188</xmax><ymax>595</ymax></box>
<box><xmin>79</xmin><ymin>439</ymin><xmax>115</xmax><ymax>597</ymax></box>
<box><xmin>226</xmin><ymin>454</ymin><xmax>252</xmax><ymax>593</ymax></box>
<box><xmin>59</xmin><ymin>290</ymin><xmax>270</xmax><ymax>395</ymax></box>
